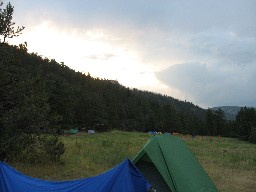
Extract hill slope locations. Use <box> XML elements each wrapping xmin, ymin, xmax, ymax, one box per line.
<box><xmin>1</xmin><ymin>43</ymin><xmax>206</xmax><ymax>134</ymax></box>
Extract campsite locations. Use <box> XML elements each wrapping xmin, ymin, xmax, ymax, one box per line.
<box><xmin>1</xmin><ymin>1</ymin><xmax>256</xmax><ymax>191</ymax></box>
<box><xmin>5</xmin><ymin>131</ymin><xmax>256</xmax><ymax>192</ymax></box>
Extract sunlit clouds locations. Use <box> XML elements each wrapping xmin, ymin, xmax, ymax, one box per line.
<box><xmin>10</xmin><ymin>20</ymin><xmax>165</xmax><ymax>92</ymax></box>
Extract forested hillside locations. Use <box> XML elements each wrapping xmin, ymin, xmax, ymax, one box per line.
<box><xmin>1</xmin><ymin>43</ymin><xmax>206</xmax><ymax>134</ymax></box>
<box><xmin>2</xmin><ymin>41</ymin><xmax>256</xmax><ymax>145</ymax></box>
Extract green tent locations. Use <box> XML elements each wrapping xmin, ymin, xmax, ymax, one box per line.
<box><xmin>64</xmin><ymin>128</ymin><xmax>78</xmax><ymax>134</ymax></box>
<box><xmin>133</xmin><ymin>134</ymin><xmax>218</xmax><ymax>192</ymax></box>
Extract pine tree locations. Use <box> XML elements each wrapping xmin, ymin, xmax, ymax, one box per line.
<box><xmin>0</xmin><ymin>1</ymin><xmax>25</xmax><ymax>42</ymax></box>
<box><xmin>215</xmin><ymin>108</ymin><xmax>225</xmax><ymax>141</ymax></box>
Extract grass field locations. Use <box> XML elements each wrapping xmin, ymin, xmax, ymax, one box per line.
<box><xmin>10</xmin><ymin>131</ymin><xmax>256</xmax><ymax>192</ymax></box>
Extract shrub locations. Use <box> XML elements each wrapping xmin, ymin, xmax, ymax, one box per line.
<box><xmin>20</xmin><ymin>135</ymin><xmax>65</xmax><ymax>164</ymax></box>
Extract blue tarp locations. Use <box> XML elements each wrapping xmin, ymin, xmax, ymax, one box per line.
<box><xmin>0</xmin><ymin>159</ymin><xmax>151</xmax><ymax>192</ymax></box>
<box><xmin>148</xmin><ymin>131</ymin><xmax>157</xmax><ymax>134</ymax></box>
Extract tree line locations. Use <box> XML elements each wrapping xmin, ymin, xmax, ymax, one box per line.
<box><xmin>2</xmin><ymin>40</ymin><xmax>254</xmax><ymax>146</ymax></box>
<box><xmin>206</xmin><ymin>107</ymin><xmax>256</xmax><ymax>143</ymax></box>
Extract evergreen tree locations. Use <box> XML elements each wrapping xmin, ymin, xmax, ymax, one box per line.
<box><xmin>0</xmin><ymin>3</ymin><xmax>64</xmax><ymax>163</ymax></box>
<box><xmin>236</xmin><ymin>107</ymin><xmax>256</xmax><ymax>142</ymax></box>
<box><xmin>215</xmin><ymin>108</ymin><xmax>225</xmax><ymax>140</ymax></box>
<box><xmin>0</xmin><ymin>1</ymin><xmax>25</xmax><ymax>42</ymax></box>
<box><xmin>249</xmin><ymin>126</ymin><xmax>256</xmax><ymax>144</ymax></box>
<box><xmin>206</xmin><ymin>108</ymin><xmax>214</xmax><ymax>137</ymax></box>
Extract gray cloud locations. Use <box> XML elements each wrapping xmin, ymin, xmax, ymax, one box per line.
<box><xmin>157</xmin><ymin>62</ymin><xmax>256</xmax><ymax>107</ymax></box>
<box><xmin>189</xmin><ymin>31</ymin><xmax>256</xmax><ymax>66</ymax></box>
<box><xmin>154</xmin><ymin>25</ymin><xmax>256</xmax><ymax>107</ymax></box>
<box><xmin>13</xmin><ymin>0</ymin><xmax>255</xmax><ymax>33</ymax></box>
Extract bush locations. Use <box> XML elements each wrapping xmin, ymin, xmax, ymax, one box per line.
<box><xmin>20</xmin><ymin>135</ymin><xmax>65</xmax><ymax>164</ymax></box>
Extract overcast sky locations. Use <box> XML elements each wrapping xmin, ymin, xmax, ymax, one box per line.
<box><xmin>6</xmin><ymin>0</ymin><xmax>256</xmax><ymax>108</ymax></box>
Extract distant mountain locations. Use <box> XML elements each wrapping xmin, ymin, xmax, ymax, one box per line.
<box><xmin>211</xmin><ymin>106</ymin><xmax>242</xmax><ymax>121</ymax></box>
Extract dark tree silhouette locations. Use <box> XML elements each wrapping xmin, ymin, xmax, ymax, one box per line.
<box><xmin>0</xmin><ymin>2</ymin><xmax>25</xmax><ymax>42</ymax></box>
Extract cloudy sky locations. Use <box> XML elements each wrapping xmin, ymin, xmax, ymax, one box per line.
<box><xmin>6</xmin><ymin>0</ymin><xmax>256</xmax><ymax>108</ymax></box>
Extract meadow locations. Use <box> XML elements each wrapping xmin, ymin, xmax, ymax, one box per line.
<box><xmin>10</xmin><ymin>131</ymin><xmax>256</xmax><ymax>192</ymax></box>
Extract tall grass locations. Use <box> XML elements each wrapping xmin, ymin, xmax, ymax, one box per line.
<box><xmin>9</xmin><ymin>131</ymin><xmax>256</xmax><ymax>192</ymax></box>
<box><xmin>187</xmin><ymin>136</ymin><xmax>256</xmax><ymax>192</ymax></box>
<box><xmin>10</xmin><ymin>131</ymin><xmax>150</xmax><ymax>180</ymax></box>
<box><xmin>61</xmin><ymin>131</ymin><xmax>149</xmax><ymax>178</ymax></box>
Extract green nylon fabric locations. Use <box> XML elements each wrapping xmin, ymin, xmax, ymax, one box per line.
<box><xmin>133</xmin><ymin>135</ymin><xmax>218</xmax><ymax>192</ymax></box>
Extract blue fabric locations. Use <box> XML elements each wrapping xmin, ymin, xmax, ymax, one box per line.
<box><xmin>148</xmin><ymin>131</ymin><xmax>157</xmax><ymax>134</ymax></box>
<box><xmin>0</xmin><ymin>159</ymin><xmax>151</xmax><ymax>192</ymax></box>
